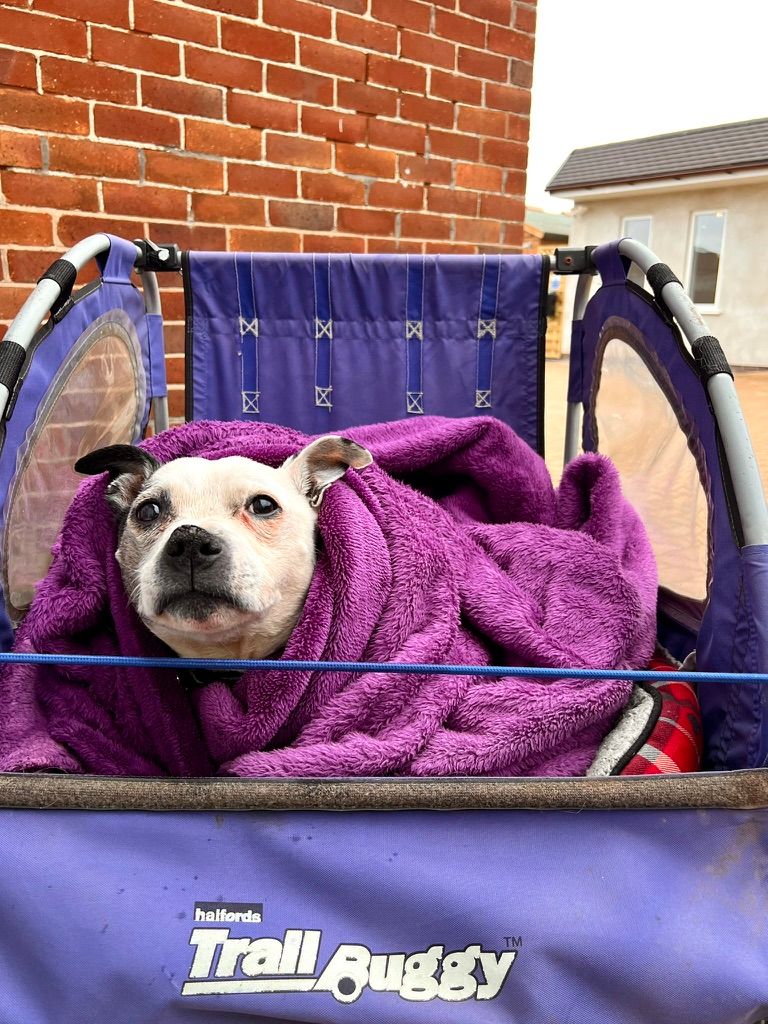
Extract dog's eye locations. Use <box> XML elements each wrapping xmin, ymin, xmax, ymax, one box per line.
<box><xmin>247</xmin><ymin>495</ymin><xmax>280</xmax><ymax>517</ymax></box>
<box><xmin>134</xmin><ymin>500</ymin><xmax>161</xmax><ymax>523</ymax></box>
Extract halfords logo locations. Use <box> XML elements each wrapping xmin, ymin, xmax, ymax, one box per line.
<box><xmin>181</xmin><ymin>927</ymin><xmax>517</xmax><ymax>1004</ymax></box>
<box><xmin>193</xmin><ymin>901</ymin><xmax>263</xmax><ymax>924</ymax></box>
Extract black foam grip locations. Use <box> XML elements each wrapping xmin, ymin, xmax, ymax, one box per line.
<box><xmin>646</xmin><ymin>262</ymin><xmax>681</xmax><ymax>297</ymax></box>
<box><xmin>692</xmin><ymin>334</ymin><xmax>733</xmax><ymax>381</ymax></box>
<box><xmin>38</xmin><ymin>258</ymin><xmax>77</xmax><ymax>312</ymax></box>
<box><xmin>0</xmin><ymin>341</ymin><xmax>26</xmax><ymax>392</ymax></box>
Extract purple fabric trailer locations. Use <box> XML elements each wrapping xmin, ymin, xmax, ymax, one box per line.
<box><xmin>183</xmin><ymin>251</ymin><xmax>548</xmax><ymax>454</ymax></box>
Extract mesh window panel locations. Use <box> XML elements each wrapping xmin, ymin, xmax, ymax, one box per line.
<box><xmin>591</xmin><ymin>328</ymin><xmax>709</xmax><ymax>602</ymax></box>
<box><xmin>3</xmin><ymin>310</ymin><xmax>146</xmax><ymax>619</ymax></box>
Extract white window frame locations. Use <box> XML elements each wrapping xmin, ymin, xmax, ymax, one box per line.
<box><xmin>686</xmin><ymin>209</ymin><xmax>727</xmax><ymax>314</ymax></box>
<box><xmin>621</xmin><ymin>215</ymin><xmax>653</xmax><ymax>248</ymax></box>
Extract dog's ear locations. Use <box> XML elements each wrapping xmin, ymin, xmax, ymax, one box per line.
<box><xmin>75</xmin><ymin>444</ymin><xmax>161</xmax><ymax>514</ymax></box>
<box><xmin>285</xmin><ymin>435</ymin><xmax>372</xmax><ymax>508</ymax></box>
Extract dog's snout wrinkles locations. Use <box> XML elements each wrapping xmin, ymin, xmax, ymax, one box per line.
<box><xmin>165</xmin><ymin>524</ymin><xmax>222</xmax><ymax>565</ymax></box>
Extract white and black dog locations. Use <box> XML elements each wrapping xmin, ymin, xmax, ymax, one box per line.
<box><xmin>75</xmin><ymin>437</ymin><xmax>372</xmax><ymax>662</ymax></box>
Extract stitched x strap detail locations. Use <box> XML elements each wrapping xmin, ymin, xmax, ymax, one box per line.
<box><xmin>477</xmin><ymin>318</ymin><xmax>497</xmax><ymax>339</ymax></box>
<box><xmin>406</xmin><ymin>320</ymin><xmax>423</xmax><ymax>341</ymax></box>
<box><xmin>239</xmin><ymin>316</ymin><xmax>259</xmax><ymax>338</ymax></box>
<box><xmin>407</xmin><ymin>391</ymin><xmax>424</xmax><ymax>414</ymax></box>
<box><xmin>242</xmin><ymin>390</ymin><xmax>260</xmax><ymax>414</ymax></box>
<box><xmin>474</xmin><ymin>389</ymin><xmax>492</xmax><ymax>409</ymax></box>
<box><xmin>315</xmin><ymin>318</ymin><xmax>333</xmax><ymax>339</ymax></box>
<box><xmin>315</xmin><ymin>385</ymin><xmax>333</xmax><ymax>408</ymax></box>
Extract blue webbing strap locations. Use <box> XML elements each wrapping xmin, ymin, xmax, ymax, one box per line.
<box><xmin>1</xmin><ymin>651</ymin><xmax>767</xmax><ymax>684</ymax></box>
<box><xmin>313</xmin><ymin>254</ymin><xmax>333</xmax><ymax>410</ymax></box>
<box><xmin>475</xmin><ymin>254</ymin><xmax>500</xmax><ymax>410</ymax></box>
<box><xmin>405</xmin><ymin>254</ymin><xmax>424</xmax><ymax>415</ymax></box>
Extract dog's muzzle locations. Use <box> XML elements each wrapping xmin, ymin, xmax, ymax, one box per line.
<box><xmin>154</xmin><ymin>525</ymin><xmax>241</xmax><ymax>620</ymax></box>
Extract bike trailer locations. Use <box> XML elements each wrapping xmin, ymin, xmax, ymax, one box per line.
<box><xmin>0</xmin><ymin>233</ymin><xmax>765</xmax><ymax>1023</ymax></box>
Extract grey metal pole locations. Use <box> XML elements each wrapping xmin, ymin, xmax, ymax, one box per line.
<box><xmin>618</xmin><ymin>237</ymin><xmax>768</xmax><ymax>547</ymax></box>
<box><xmin>138</xmin><ymin>269</ymin><xmax>170</xmax><ymax>433</ymax></box>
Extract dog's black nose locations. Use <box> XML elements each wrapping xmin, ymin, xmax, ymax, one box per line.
<box><xmin>164</xmin><ymin>525</ymin><xmax>223</xmax><ymax>565</ymax></box>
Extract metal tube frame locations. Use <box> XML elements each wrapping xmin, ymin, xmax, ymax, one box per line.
<box><xmin>0</xmin><ymin>234</ymin><xmax>169</xmax><ymax>432</ymax></box>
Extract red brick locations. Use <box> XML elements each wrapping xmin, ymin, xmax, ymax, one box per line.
<box><xmin>149</xmin><ymin>222</ymin><xmax>226</xmax><ymax>249</ymax></box>
<box><xmin>435</xmin><ymin>10</ymin><xmax>486</xmax><ymax>47</ymax></box>
<box><xmin>0</xmin><ymin>49</ymin><xmax>36</xmax><ymax>90</ymax></box>
<box><xmin>368</xmin><ymin>55</ymin><xmax>426</xmax><ymax>94</ymax></box>
<box><xmin>33</xmin><ymin>0</ymin><xmax>131</xmax><ymax>27</ymax></box>
<box><xmin>0</xmin><ymin>210</ymin><xmax>52</xmax><ymax>246</ymax></box>
<box><xmin>162</xmin><ymin>323</ymin><xmax>185</xmax><ymax>355</ymax></box>
<box><xmin>134</xmin><ymin>0</ymin><xmax>217</xmax><ymax>45</ymax></box>
<box><xmin>457</xmin><ymin>47</ymin><xmax>509</xmax><ymax>81</ymax></box>
<box><xmin>157</xmin><ymin>289</ymin><xmax>186</xmax><ymax>319</ymax></box>
<box><xmin>482</xmin><ymin>136</ymin><xmax>527</xmax><ymax>167</ymax></box>
<box><xmin>485</xmin><ymin>82</ymin><xmax>529</xmax><ymax>113</ymax></box>
<box><xmin>48</xmin><ymin>138</ymin><xmax>139</xmax><ymax>179</ymax></box>
<box><xmin>221</xmin><ymin>20</ymin><xmax>295</xmax><ymax>63</ymax></box>
<box><xmin>193</xmin><ymin>194</ymin><xmax>265</xmax><ymax>225</ymax></box>
<box><xmin>270</xmin><ymin>201</ymin><xmax>334</xmax><ymax>231</ymax></box>
<box><xmin>3</xmin><ymin>171</ymin><xmax>99</xmax><ymax>211</ymax></box>
<box><xmin>302</xmin><ymin>107</ymin><xmax>366</xmax><ymax>144</ymax></box>
<box><xmin>0</xmin><ymin>87</ymin><xmax>89</xmax><ymax>135</ymax></box>
<box><xmin>0</xmin><ymin>285</ymin><xmax>40</xmax><ymax>320</ymax></box>
<box><xmin>301</xmin><ymin>171</ymin><xmax>364</xmax><ymax>205</ymax></box>
<box><xmin>267</xmin><ymin>66</ymin><xmax>334</xmax><ymax>106</ymax></box>
<box><xmin>300</xmin><ymin>38</ymin><xmax>366</xmax><ymax>81</ymax></box>
<box><xmin>430</xmin><ymin>70</ymin><xmax>482</xmax><ymax>105</ymax></box>
<box><xmin>429</xmin><ymin>128</ymin><xmax>480</xmax><ymax>161</ymax></box>
<box><xmin>457</xmin><ymin>104</ymin><xmax>506</xmax><ymax>137</ymax></box>
<box><xmin>456</xmin><ymin>162</ymin><xmax>503</xmax><ymax>191</ymax></box>
<box><xmin>505</xmin><ymin>113</ymin><xmax>529</xmax><ymax>142</ymax></box>
<box><xmin>186</xmin><ymin>47</ymin><xmax>262</xmax><ymax>91</ymax></box>
<box><xmin>93</xmin><ymin>29</ymin><xmax>180</xmax><ymax>76</ymax></box>
<box><xmin>371</xmin><ymin>0</ymin><xmax>431</xmax><ymax>32</ymax></box>
<box><xmin>0</xmin><ymin>9</ymin><xmax>87</xmax><ymax>57</ymax></box>
<box><xmin>369</xmin><ymin>181</ymin><xmax>423</xmax><ymax>210</ymax></box>
<box><xmin>455</xmin><ymin>218</ymin><xmax>501</xmax><ymax>243</ymax></box>
<box><xmin>41</xmin><ymin>57</ymin><xmax>137</xmax><ymax>104</ymax></box>
<box><xmin>400</xmin><ymin>94</ymin><xmax>454</xmax><ymax>129</ymax></box>
<box><xmin>229</xmin><ymin>228</ymin><xmax>301</xmax><ymax>251</ymax></box>
<box><xmin>337</xmin><ymin>14</ymin><xmax>398</xmax><ymax>54</ymax></box>
<box><xmin>186</xmin><ymin>119</ymin><xmax>261</xmax><ymax>160</ymax></box>
<box><xmin>459</xmin><ymin>0</ymin><xmax>512</xmax><ymax>23</ymax></box>
<box><xmin>94</xmin><ymin>104</ymin><xmax>180</xmax><ymax>147</ymax></box>
<box><xmin>338</xmin><ymin>207</ymin><xmax>395</xmax><ymax>235</ymax></box>
<box><xmin>479</xmin><ymin>193</ymin><xmax>524</xmax><ymax>220</ymax></box>
<box><xmin>142</xmin><ymin>76</ymin><xmax>223</xmax><ymax>118</ymax></box>
<box><xmin>338</xmin><ymin>80</ymin><xmax>397</xmax><ymax>117</ymax></box>
<box><xmin>399</xmin><ymin>155</ymin><xmax>452</xmax><ymax>184</ymax></box>
<box><xmin>145</xmin><ymin>151</ymin><xmax>223</xmax><ymax>190</ymax></box>
<box><xmin>503</xmin><ymin>221</ymin><xmax>523</xmax><ymax>247</ymax></box>
<box><xmin>313</xmin><ymin>0</ymin><xmax>366</xmax><ymax>11</ymax></box>
<box><xmin>166</xmin><ymin>389</ymin><xmax>185</xmax><ymax>420</ymax></box>
<box><xmin>165</xmin><ymin>355</ymin><xmax>185</xmax><ymax>385</ymax></box>
<box><xmin>104</xmin><ymin>182</ymin><xmax>188</xmax><ymax>219</ymax></box>
<box><xmin>367</xmin><ymin>238</ymin><xmax>423</xmax><ymax>254</ymax></box>
<box><xmin>425</xmin><ymin>241</ymin><xmax>475</xmax><ymax>254</ymax></box>
<box><xmin>58</xmin><ymin>214</ymin><xmax>142</xmax><ymax>248</ymax></box>
<box><xmin>401</xmin><ymin>30</ymin><xmax>455</xmax><ymax>70</ymax></box>
<box><xmin>6</xmin><ymin>248</ymin><xmax>61</xmax><ymax>282</ymax></box>
<box><xmin>336</xmin><ymin>143</ymin><xmax>396</xmax><ymax>179</ymax></box>
<box><xmin>401</xmin><ymin>213</ymin><xmax>451</xmax><ymax>240</ymax></box>
<box><xmin>368</xmin><ymin>119</ymin><xmax>426</xmax><ymax>155</ymax></box>
<box><xmin>262</xmin><ymin>0</ymin><xmax>332</xmax><ymax>37</ymax></box>
<box><xmin>266</xmin><ymin>134</ymin><xmax>332</xmax><ymax>169</ymax></box>
<box><xmin>488</xmin><ymin>25</ymin><xmax>535</xmax><ymax>60</ymax></box>
<box><xmin>515</xmin><ymin>4</ymin><xmax>536</xmax><ymax>33</ymax></box>
<box><xmin>504</xmin><ymin>168</ymin><xmax>526</xmax><ymax>195</ymax></box>
<box><xmin>174</xmin><ymin>0</ymin><xmax>258</xmax><ymax>15</ymax></box>
<box><xmin>228</xmin><ymin>94</ymin><xmax>297</xmax><ymax>132</ymax></box>
<box><xmin>509</xmin><ymin>59</ymin><xmax>533</xmax><ymax>88</ymax></box>
<box><xmin>303</xmin><ymin>234</ymin><xmax>366</xmax><ymax>254</ymax></box>
<box><xmin>0</xmin><ymin>130</ymin><xmax>42</xmax><ymax>169</ymax></box>
<box><xmin>428</xmin><ymin>185</ymin><xmax>477</xmax><ymax>216</ymax></box>
<box><xmin>229</xmin><ymin>163</ymin><xmax>298</xmax><ymax>198</ymax></box>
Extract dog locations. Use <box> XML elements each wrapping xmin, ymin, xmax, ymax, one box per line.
<box><xmin>75</xmin><ymin>437</ymin><xmax>372</xmax><ymax>662</ymax></box>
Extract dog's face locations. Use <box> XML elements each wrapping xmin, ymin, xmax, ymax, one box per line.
<box><xmin>75</xmin><ymin>437</ymin><xmax>372</xmax><ymax>659</ymax></box>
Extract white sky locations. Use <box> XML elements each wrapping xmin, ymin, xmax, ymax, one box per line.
<box><xmin>526</xmin><ymin>0</ymin><xmax>768</xmax><ymax>211</ymax></box>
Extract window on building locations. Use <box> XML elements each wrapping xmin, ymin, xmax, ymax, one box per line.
<box><xmin>688</xmin><ymin>211</ymin><xmax>726</xmax><ymax>307</ymax></box>
<box><xmin>622</xmin><ymin>216</ymin><xmax>652</xmax><ymax>247</ymax></box>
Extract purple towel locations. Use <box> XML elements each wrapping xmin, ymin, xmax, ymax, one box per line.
<box><xmin>0</xmin><ymin>416</ymin><xmax>657</xmax><ymax>778</ymax></box>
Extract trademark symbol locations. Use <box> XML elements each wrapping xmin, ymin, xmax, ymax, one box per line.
<box><xmin>504</xmin><ymin>936</ymin><xmax>523</xmax><ymax>949</ymax></box>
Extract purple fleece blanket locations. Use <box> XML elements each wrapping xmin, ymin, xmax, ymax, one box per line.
<box><xmin>0</xmin><ymin>416</ymin><xmax>657</xmax><ymax>778</ymax></box>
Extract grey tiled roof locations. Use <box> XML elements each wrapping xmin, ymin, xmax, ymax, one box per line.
<box><xmin>547</xmin><ymin>118</ymin><xmax>768</xmax><ymax>193</ymax></box>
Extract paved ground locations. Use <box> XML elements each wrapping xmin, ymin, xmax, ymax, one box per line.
<box><xmin>544</xmin><ymin>358</ymin><xmax>768</xmax><ymax>493</ymax></box>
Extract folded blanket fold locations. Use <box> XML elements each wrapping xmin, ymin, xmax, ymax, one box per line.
<box><xmin>0</xmin><ymin>416</ymin><xmax>658</xmax><ymax>778</ymax></box>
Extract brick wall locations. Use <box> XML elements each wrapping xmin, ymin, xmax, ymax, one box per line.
<box><xmin>0</xmin><ymin>0</ymin><xmax>536</xmax><ymax>417</ymax></box>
